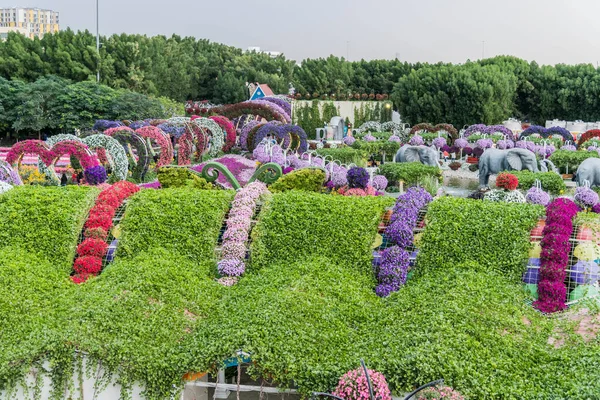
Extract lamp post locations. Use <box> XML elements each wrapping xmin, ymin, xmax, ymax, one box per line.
<box><xmin>96</xmin><ymin>0</ymin><xmax>100</xmax><ymax>82</ymax></box>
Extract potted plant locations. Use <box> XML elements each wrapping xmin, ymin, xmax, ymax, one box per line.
<box><xmin>449</xmin><ymin>161</ymin><xmax>462</xmax><ymax>171</ymax></box>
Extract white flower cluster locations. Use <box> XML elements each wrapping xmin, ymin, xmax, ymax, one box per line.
<box><xmin>483</xmin><ymin>189</ymin><xmax>526</xmax><ymax>203</ymax></box>
<box><xmin>0</xmin><ymin>181</ymin><xmax>13</xmax><ymax>194</ymax></box>
<box><xmin>83</xmin><ymin>134</ymin><xmax>129</xmax><ymax>180</ymax></box>
<box><xmin>191</xmin><ymin>118</ymin><xmax>225</xmax><ymax>157</ymax></box>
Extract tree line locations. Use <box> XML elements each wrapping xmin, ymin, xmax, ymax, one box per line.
<box><xmin>0</xmin><ymin>75</ymin><xmax>182</xmax><ymax>141</ymax></box>
<box><xmin>3</xmin><ymin>30</ymin><xmax>600</xmax><ymax>127</ymax></box>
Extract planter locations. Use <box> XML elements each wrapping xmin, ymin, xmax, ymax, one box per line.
<box><xmin>466</xmin><ymin>156</ymin><xmax>479</xmax><ymax>164</ymax></box>
<box><xmin>562</xmin><ymin>174</ymin><xmax>573</xmax><ymax>180</ymax></box>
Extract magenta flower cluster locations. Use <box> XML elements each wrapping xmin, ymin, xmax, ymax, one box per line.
<box><xmin>217</xmin><ymin>182</ymin><xmax>268</xmax><ymax>282</ymax></box>
<box><xmin>534</xmin><ymin>198</ymin><xmax>578</xmax><ymax>313</ymax></box>
<box><xmin>378</xmin><ymin>187</ymin><xmax>433</xmax><ymax>297</ymax></box>
<box><xmin>332</xmin><ymin>367</ymin><xmax>392</xmax><ymax>400</ymax></box>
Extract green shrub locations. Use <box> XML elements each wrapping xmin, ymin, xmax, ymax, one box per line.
<box><xmin>0</xmin><ymin>185</ymin><xmax>97</xmax><ymax>269</ymax></box>
<box><xmin>378</xmin><ymin>162</ymin><xmax>443</xmax><ymax>187</ymax></box>
<box><xmin>250</xmin><ymin>191</ymin><xmax>393</xmax><ymax>272</ymax></box>
<box><xmin>270</xmin><ymin>168</ymin><xmax>326</xmax><ymax>193</ymax></box>
<box><xmin>314</xmin><ymin>147</ymin><xmax>367</xmax><ymax>166</ymax></box>
<box><xmin>418</xmin><ymin>197</ymin><xmax>544</xmax><ymax>280</ymax></box>
<box><xmin>353</xmin><ymin>131</ymin><xmax>394</xmax><ymax>140</ymax></box>
<box><xmin>118</xmin><ymin>188</ymin><xmax>233</xmax><ymax>262</ymax></box>
<box><xmin>352</xmin><ymin>140</ymin><xmax>401</xmax><ymax>158</ymax></box>
<box><xmin>549</xmin><ymin>150</ymin><xmax>599</xmax><ymax>173</ymax></box>
<box><xmin>507</xmin><ymin>170</ymin><xmax>566</xmax><ymax>195</ymax></box>
<box><xmin>157</xmin><ymin>166</ymin><xmax>212</xmax><ymax>189</ymax></box>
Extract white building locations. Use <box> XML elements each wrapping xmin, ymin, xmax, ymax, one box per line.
<box><xmin>0</xmin><ymin>26</ymin><xmax>27</xmax><ymax>41</ymax></box>
<box><xmin>0</xmin><ymin>7</ymin><xmax>59</xmax><ymax>39</ymax></box>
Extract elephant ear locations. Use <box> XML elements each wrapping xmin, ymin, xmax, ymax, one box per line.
<box><xmin>404</xmin><ymin>147</ymin><xmax>421</xmax><ymax>163</ymax></box>
<box><xmin>506</xmin><ymin>150</ymin><xmax>523</xmax><ymax>170</ymax></box>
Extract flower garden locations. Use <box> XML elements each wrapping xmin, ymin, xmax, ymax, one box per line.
<box><xmin>3</xmin><ymin>104</ymin><xmax>600</xmax><ymax>400</ymax></box>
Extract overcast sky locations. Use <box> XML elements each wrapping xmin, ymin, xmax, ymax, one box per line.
<box><xmin>8</xmin><ymin>0</ymin><xmax>600</xmax><ymax>65</ymax></box>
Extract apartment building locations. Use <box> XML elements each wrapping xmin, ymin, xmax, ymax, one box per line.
<box><xmin>0</xmin><ymin>7</ymin><xmax>59</xmax><ymax>39</ymax></box>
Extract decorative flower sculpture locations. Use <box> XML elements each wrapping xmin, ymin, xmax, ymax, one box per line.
<box><xmin>574</xmin><ymin>186</ymin><xmax>599</xmax><ymax>209</ymax></box>
<box><xmin>135</xmin><ymin>126</ymin><xmax>174</xmax><ymax>168</ymax></box>
<box><xmin>343</xmin><ymin>136</ymin><xmax>356</xmax><ymax>146</ymax></box>
<box><xmin>409</xmin><ymin>135</ymin><xmax>424</xmax><ymax>146</ymax></box>
<box><xmin>209</xmin><ymin>115</ymin><xmax>237</xmax><ymax>152</ymax></box>
<box><xmin>432</xmin><ymin>137</ymin><xmax>447</xmax><ymax>149</ymax></box>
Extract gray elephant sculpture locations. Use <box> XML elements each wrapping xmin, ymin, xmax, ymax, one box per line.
<box><xmin>394</xmin><ymin>145</ymin><xmax>439</xmax><ymax>167</ymax></box>
<box><xmin>575</xmin><ymin>158</ymin><xmax>600</xmax><ymax>187</ymax></box>
<box><xmin>478</xmin><ymin>148</ymin><xmax>539</xmax><ymax>187</ymax></box>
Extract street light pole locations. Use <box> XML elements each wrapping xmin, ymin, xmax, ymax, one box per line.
<box><xmin>96</xmin><ymin>0</ymin><xmax>100</xmax><ymax>82</ymax></box>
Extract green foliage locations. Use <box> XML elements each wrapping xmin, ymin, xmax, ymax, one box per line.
<box><xmin>157</xmin><ymin>166</ymin><xmax>212</xmax><ymax>189</ymax></box>
<box><xmin>418</xmin><ymin>197</ymin><xmax>544</xmax><ymax>280</ymax></box>
<box><xmin>351</xmin><ymin>140</ymin><xmax>401</xmax><ymax>159</ymax></box>
<box><xmin>314</xmin><ymin>147</ymin><xmax>367</xmax><ymax>166</ymax></box>
<box><xmin>549</xmin><ymin>150</ymin><xmax>599</xmax><ymax>173</ymax></box>
<box><xmin>0</xmin><ymin>185</ymin><xmax>97</xmax><ymax>269</ymax></box>
<box><xmin>392</xmin><ymin>62</ymin><xmax>517</xmax><ymax>127</ymax></box>
<box><xmin>378</xmin><ymin>162</ymin><xmax>443</xmax><ymax>186</ymax></box>
<box><xmin>269</xmin><ymin>168</ymin><xmax>326</xmax><ymax>193</ymax></box>
<box><xmin>250</xmin><ymin>191</ymin><xmax>393</xmax><ymax>272</ymax></box>
<box><xmin>118</xmin><ymin>188</ymin><xmax>233</xmax><ymax>262</ymax></box>
<box><xmin>0</xmin><ymin>76</ymin><xmax>176</xmax><ymax>138</ymax></box>
<box><xmin>353</xmin><ymin>131</ymin><xmax>394</xmax><ymax>140</ymax></box>
<box><xmin>508</xmin><ymin>170</ymin><xmax>567</xmax><ymax>195</ymax></box>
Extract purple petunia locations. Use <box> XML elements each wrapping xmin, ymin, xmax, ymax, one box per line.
<box><xmin>347</xmin><ymin>167</ymin><xmax>370</xmax><ymax>189</ymax></box>
<box><xmin>84</xmin><ymin>166</ymin><xmax>107</xmax><ymax>185</ymax></box>
<box><xmin>409</xmin><ymin>135</ymin><xmax>424</xmax><ymax>146</ymax></box>
<box><xmin>371</xmin><ymin>175</ymin><xmax>388</xmax><ymax>191</ymax></box>
<box><xmin>432</xmin><ymin>137</ymin><xmax>447</xmax><ymax>149</ymax></box>
<box><xmin>454</xmin><ymin>138</ymin><xmax>468</xmax><ymax>149</ymax></box>
<box><xmin>574</xmin><ymin>186</ymin><xmax>599</xmax><ymax>209</ymax></box>
<box><xmin>343</xmin><ymin>135</ymin><xmax>356</xmax><ymax>146</ymax></box>
<box><xmin>217</xmin><ymin>259</ymin><xmax>245</xmax><ymax>277</ymax></box>
<box><xmin>526</xmin><ymin>186</ymin><xmax>550</xmax><ymax>206</ymax></box>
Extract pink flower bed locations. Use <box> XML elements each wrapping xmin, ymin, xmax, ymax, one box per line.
<box><xmin>193</xmin><ymin>155</ymin><xmax>257</xmax><ymax>188</ymax></box>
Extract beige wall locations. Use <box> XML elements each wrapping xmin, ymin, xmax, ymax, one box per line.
<box><xmin>292</xmin><ymin>100</ymin><xmax>389</xmax><ymax>126</ymax></box>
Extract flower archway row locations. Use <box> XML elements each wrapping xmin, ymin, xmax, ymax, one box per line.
<box><xmin>177</xmin><ymin>117</ymin><xmax>225</xmax><ymax>165</ymax></box>
<box><xmin>104</xmin><ymin>127</ymin><xmax>150</xmax><ymax>181</ymax></box>
<box><xmin>39</xmin><ymin>134</ymin><xmax>129</xmax><ymax>181</ymax></box>
<box><xmin>250</xmin><ymin>124</ymin><xmax>308</xmax><ymax>153</ymax></box>
<box><xmin>208</xmin><ymin>101</ymin><xmax>291</xmax><ymax>124</ymax></box>
<box><xmin>105</xmin><ymin>126</ymin><xmax>173</xmax><ymax>169</ymax></box>
<box><xmin>5</xmin><ymin>140</ymin><xmax>107</xmax><ymax>185</ymax></box>
<box><xmin>410</xmin><ymin>123</ymin><xmax>459</xmax><ymax>142</ymax></box>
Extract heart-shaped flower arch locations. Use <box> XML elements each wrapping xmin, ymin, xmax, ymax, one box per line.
<box><xmin>6</xmin><ymin>139</ymin><xmax>106</xmax><ymax>184</ymax></box>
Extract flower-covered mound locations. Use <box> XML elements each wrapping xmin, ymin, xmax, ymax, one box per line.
<box><xmin>2</xmin><ymin>191</ymin><xmax>600</xmax><ymax>400</ymax></box>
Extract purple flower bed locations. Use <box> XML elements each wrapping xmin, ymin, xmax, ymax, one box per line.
<box><xmin>378</xmin><ymin>187</ymin><xmax>432</xmax><ymax>297</ymax></box>
<box><xmin>262</xmin><ymin>97</ymin><xmax>292</xmax><ymax>118</ymax></box>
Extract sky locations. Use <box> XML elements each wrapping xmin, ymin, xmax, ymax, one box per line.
<box><xmin>7</xmin><ymin>0</ymin><xmax>600</xmax><ymax>65</ymax></box>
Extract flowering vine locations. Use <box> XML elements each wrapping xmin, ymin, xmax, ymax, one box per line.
<box><xmin>217</xmin><ymin>182</ymin><xmax>268</xmax><ymax>285</ymax></box>
<box><xmin>72</xmin><ymin>181</ymin><xmax>140</xmax><ymax>283</ymax></box>
<box><xmin>534</xmin><ymin>198</ymin><xmax>578</xmax><ymax>313</ymax></box>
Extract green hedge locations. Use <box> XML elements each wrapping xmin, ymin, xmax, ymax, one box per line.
<box><xmin>118</xmin><ymin>188</ymin><xmax>233</xmax><ymax>262</ymax></box>
<box><xmin>270</xmin><ymin>168</ymin><xmax>326</xmax><ymax>193</ymax></box>
<box><xmin>507</xmin><ymin>170</ymin><xmax>566</xmax><ymax>195</ymax></box>
<box><xmin>352</xmin><ymin>140</ymin><xmax>401</xmax><ymax>158</ymax></box>
<box><xmin>157</xmin><ymin>166</ymin><xmax>213</xmax><ymax>189</ymax></box>
<box><xmin>378</xmin><ymin>162</ymin><xmax>443</xmax><ymax>187</ymax></box>
<box><xmin>250</xmin><ymin>191</ymin><xmax>393</xmax><ymax>272</ymax></box>
<box><xmin>0</xmin><ymin>185</ymin><xmax>97</xmax><ymax>269</ymax></box>
<box><xmin>314</xmin><ymin>148</ymin><xmax>367</xmax><ymax>166</ymax></box>
<box><xmin>418</xmin><ymin>197</ymin><xmax>544</xmax><ymax>280</ymax></box>
<box><xmin>353</xmin><ymin>131</ymin><xmax>394</xmax><ymax>140</ymax></box>
<box><xmin>549</xmin><ymin>150</ymin><xmax>599</xmax><ymax>173</ymax></box>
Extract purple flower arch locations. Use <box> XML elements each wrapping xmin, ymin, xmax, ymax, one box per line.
<box><xmin>261</xmin><ymin>97</ymin><xmax>292</xmax><ymax>118</ymax></box>
<box><xmin>217</xmin><ymin>100</ymin><xmax>291</xmax><ymax>124</ymax></box>
<box><xmin>280</xmin><ymin>125</ymin><xmax>308</xmax><ymax>153</ymax></box>
<box><xmin>240</xmin><ymin>121</ymin><xmax>265</xmax><ymax>151</ymax></box>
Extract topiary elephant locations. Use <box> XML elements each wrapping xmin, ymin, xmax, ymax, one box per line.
<box><xmin>478</xmin><ymin>148</ymin><xmax>539</xmax><ymax>187</ymax></box>
<box><xmin>394</xmin><ymin>145</ymin><xmax>439</xmax><ymax>167</ymax></box>
<box><xmin>575</xmin><ymin>158</ymin><xmax>600</xmax><ymax>188</ymax></box>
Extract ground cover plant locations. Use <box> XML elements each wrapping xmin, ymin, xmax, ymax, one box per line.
<box><xmin>2</xmin><ymin>190</ymin><xmax>600</xmax><ymax>399</ymax></box>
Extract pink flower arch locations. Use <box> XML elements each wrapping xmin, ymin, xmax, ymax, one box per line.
<box><xmin>135</xmin><ymin>126</ymin><xmax>174</xmax><ymax>168</ymax></box>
